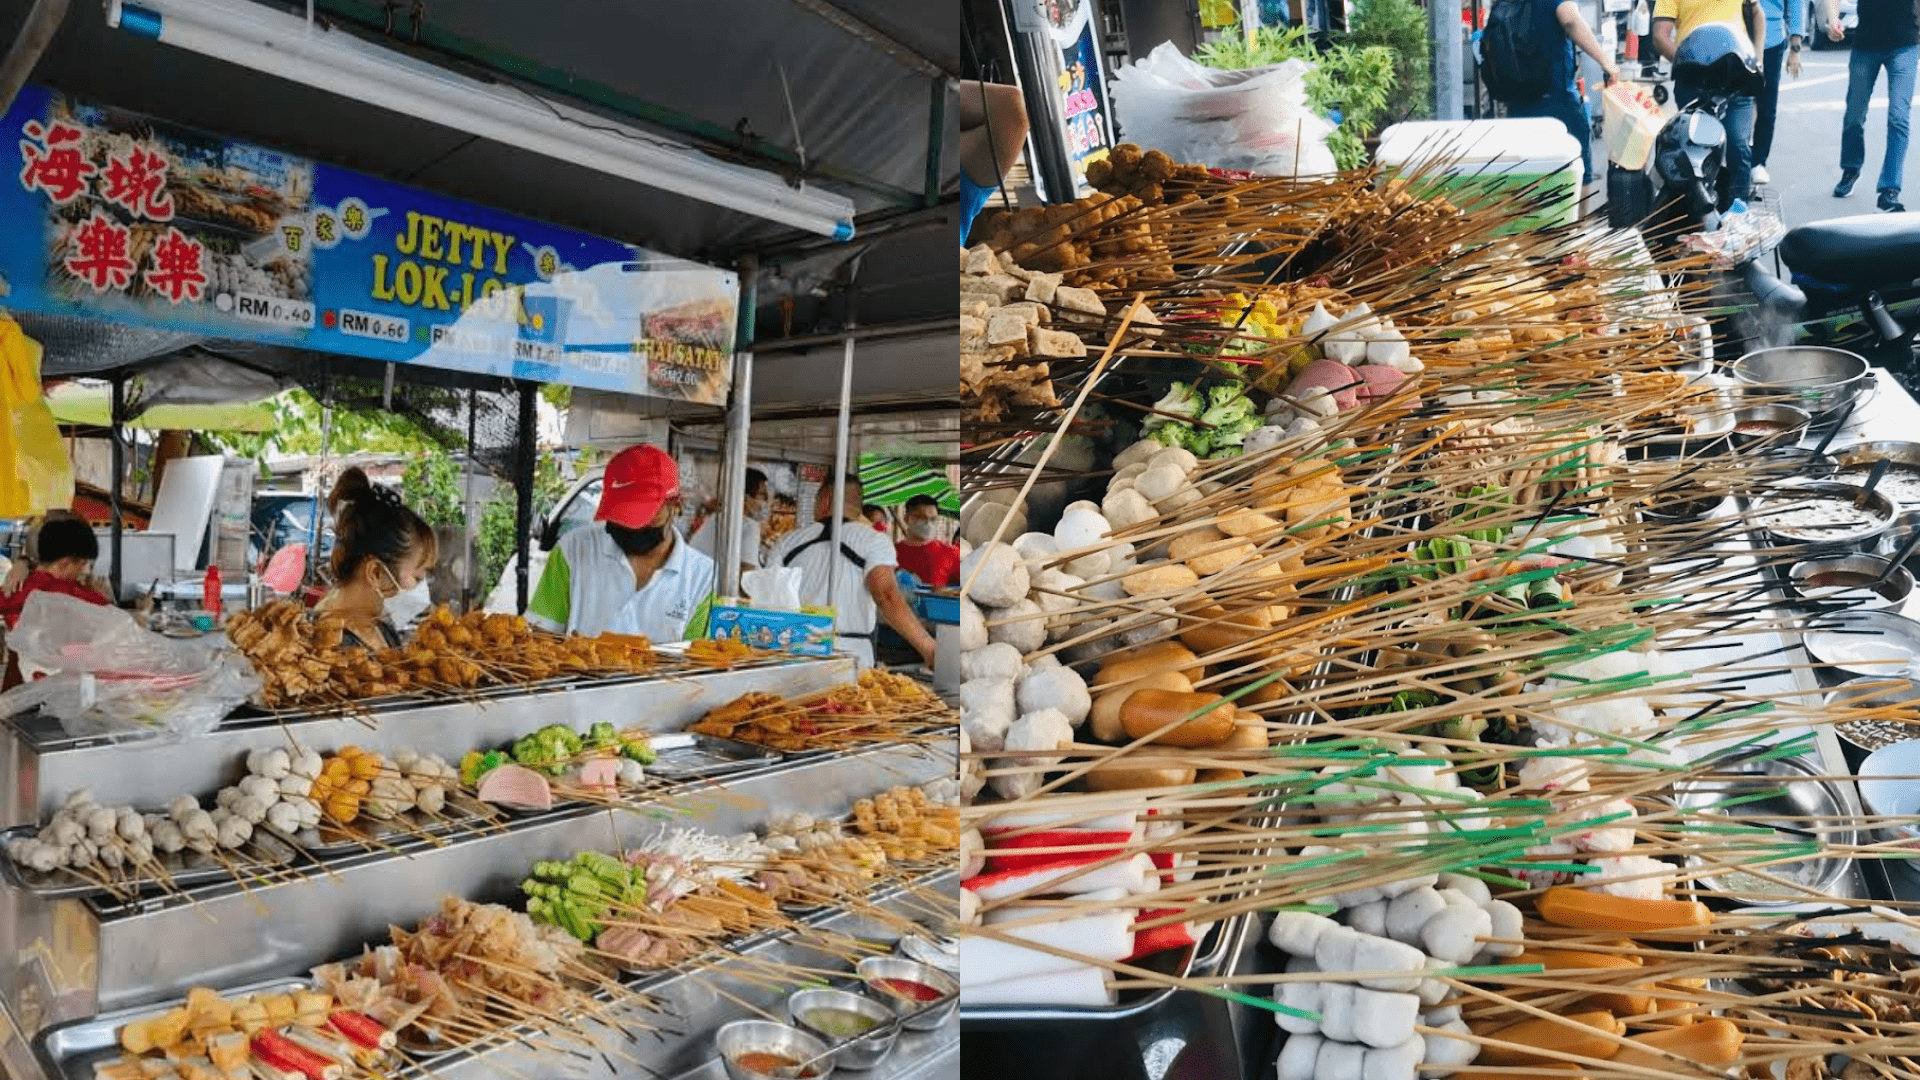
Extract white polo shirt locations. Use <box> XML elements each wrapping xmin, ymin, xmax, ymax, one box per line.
<box><xmin>690</xmin><ymin>514</ymin><xmax>762</xmax><ymax>569</ymax></box>
<box><xmin>526</xmin><ymin>524</ymin><xmax>717</xmax><ymax>643</ymax></box>
<box><xmin>768</xmin><ymin>519</ymin><xmax>897</xmax><ymax>667</ymax></box>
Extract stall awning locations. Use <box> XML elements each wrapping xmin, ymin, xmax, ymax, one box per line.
<box><xmin>859</xmin><ymin>454</ymin><xmax>958</xmax><ymax>514</ymax></box>
<box><xmin>47</xmin><ymin>382</ymin><xmax>279</xmax><ymax>431</ymax></box>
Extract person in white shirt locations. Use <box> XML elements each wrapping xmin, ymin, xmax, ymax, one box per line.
<box><xmin>769</xmin><ymin>475</ymin><xmax>935</xmax><ymax>669</ymax></box>
<box><xmin>689</xmin><ymin>467</ymin><xmax>770</xmax><ymax>577</ymax></box>
<box><xmin>526</xmin><ymin>445</ymin><xmax>717</xmax><ymax>642</ymax></box>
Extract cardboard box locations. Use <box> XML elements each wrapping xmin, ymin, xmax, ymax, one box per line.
<box><xmin>708</xmin><ymin>602</ymin><xmax>837</xmax><ymax>656</ymax></box>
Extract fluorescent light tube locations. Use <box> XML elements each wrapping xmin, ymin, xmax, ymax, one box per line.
<box><xmin>108</xmin><ymin>0</ymin><xmax>857</xmax><ymax>240</ymax></box>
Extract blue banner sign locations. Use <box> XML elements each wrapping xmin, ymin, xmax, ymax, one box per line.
<box><xmin>0</xmin><ymin>85</ymin><xmax>738</xmax><ymax>403</ymax></box>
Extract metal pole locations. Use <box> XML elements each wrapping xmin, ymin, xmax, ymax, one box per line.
<box><xmin>0</xmin><ymin>0</ymin><xmax>70</xmax><ymax>118</ymax></box>
<box><xmin>307</xmin><ymin>377</ymin><xmax>332</xmax><ymax>586</ymax></box>
<box><xmin>513</xmin><ymin>380</ymin><xmax>537</xmax><ymax>613</ymax></box>
<box><xmin>924</xmin><ymin>77</ymin><xmax>947</xmax><ymax>208</ymax></box>
<box><xmin>462</xmin><ymin>387</ymin><xmax>477</xmax><ymax>610</ymax></box>
<box><xmin>718</xmin><ymin>253</ymin><xmax>758</xmax><ymax>598</ymax></box>
<box><xmin>109</xmin><ymin>373</ymin><xmax>124</xmax><ymax>602</ymax></box>
<box><xmin>1432</xmin><ymin>0</ymin><xmax>1465</xmax><ymax>120</ymax></box>
<box><xmin>828</xmin><ymin>334</ymin><xmax>853</xmax><ymax>654</ymax></box>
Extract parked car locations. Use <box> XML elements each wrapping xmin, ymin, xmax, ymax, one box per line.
<box><xmin>483</xmin><ymin>470</ymin><xmax>603</xmax><ymax>614</ymax></box>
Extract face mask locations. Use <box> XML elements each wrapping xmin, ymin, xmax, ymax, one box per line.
<box><xmin>385</xmin><ymin>579</ymin><xmax>432</xmax><ymax>627</ymax></box>
<box><xmin>625</xmin><ymin>525</ymin><xmax>671</xmax><ymax>555</ymax></box>
<box><xmin>907</xmin><ymin>519</ymin><xmax>937</xmax><ymax>541</ymax></box>
<box><xmin>749</xmin><ymin>501</ymin><xmax>772</xmax><ymax>523</ymax></box>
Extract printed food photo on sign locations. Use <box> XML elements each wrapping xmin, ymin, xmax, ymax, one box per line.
<box><xmin>638</xmin><ymin>265</ymin><xmax>737</xmax><ymax>406</ymax></box>
<box><xmin>22</xmin><ymin>91</ymin><xmax>315</xmax><ymax>324</ymax></box>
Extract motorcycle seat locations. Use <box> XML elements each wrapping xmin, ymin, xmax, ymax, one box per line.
<box><xmin>1780</xmin><ymin>214</ymin><xmax>1920</xmax><ymax>286</ymax></box>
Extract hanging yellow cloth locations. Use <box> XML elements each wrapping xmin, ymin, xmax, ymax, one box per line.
<box><xmin>1200</xmin><ymin>0</ymin><xmax>1240</xmax><ymax>27</ymax></box>
<box><xmin>0</xmin><ymin>315</ymin><xmax>74</xmax><ymax>518</ymax></box>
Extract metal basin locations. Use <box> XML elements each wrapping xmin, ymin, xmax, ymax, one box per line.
<box><xmin>856</xmin><ymin>956</ymin><xmax>958</xmax><ymax>1031</ymax></box>
<box><xmin>1787</xmin><ymin>553</ymin><xmax>1914</xmax><ymax>613</ymax></box>
<box><xmin>1671</xmin><ymin>755</ymin><xmax>1855</xmax><ymax>902</ymax></box>
<box><xmin>1731</xmin><ymin>346</ymin><xmax>1873</xmax><ymax>418</ymax></box>
<box><xmin>788</xmin><ymin>988</ymin><xmax>899</xmax><ymax>1071</ymax></box>
<box><xmin>715</xmin><ymin>1020</ymin><xmax>836</xmax><ymax>1080</ymax></box>
<box><xmin>1752</xmin><ymin>481</ymin><xmax>1897</xmax><ymax>552</ymax></box>
<box><xmin>1824</xmin><ymin>676</ymin><xmax>1920</xmax><ymax>766</ymax></box>
<box><xmin>1731</xmin><ymin>404</ymin><xmax>1812</xmax><ymax>448</ymax></box>
<box><xmin>1857</xmin><ymin>739</ymin><xmax>1920</xmax><ymax>849</ymax></box>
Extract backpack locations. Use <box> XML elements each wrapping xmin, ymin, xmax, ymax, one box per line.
<box><xmin>1481</xmin><ymin>0</ymin><xmax>1557</xmax><ymax>103</ymax></box>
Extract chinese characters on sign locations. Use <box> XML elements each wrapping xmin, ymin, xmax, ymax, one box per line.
<box><xmin>23</xmin><ymin>120</ymin><xmax>205</xmax><ymax>304</ymax></box>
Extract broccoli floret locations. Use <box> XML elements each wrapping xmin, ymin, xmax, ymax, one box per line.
<box><xmin>1150</xmin><ymin>421</ymin><xmax>1213</xmax><ymax>455</ymax></box>
<box><xmin>461</xmin><ymin>749</ymin><xmax>508</xmax><ymax>786</ymax></box>
<box><xmin>620</xmin><ymin>732</ymin><xmax>657</xmax><ymax>765</ymax></box>
<box><xmin>1144</xmin><ymin>382</ymin><xmax>1202</xmax><ymax>433</ymax></box>
<box><xmin>1200</xmin><ymin>383</ymin><xmax>1256</xmax><ymax>430</ymax></box>
<box><xmin>586</xmin><ymin>721</ymin><xmax>618</xmax><ymax>749</ymax></box>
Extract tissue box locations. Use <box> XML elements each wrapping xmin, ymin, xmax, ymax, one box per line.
<box><xmin>708</xmin><ymin>602</ymin><xmax>837</xmax><ymax>656</ymax></box>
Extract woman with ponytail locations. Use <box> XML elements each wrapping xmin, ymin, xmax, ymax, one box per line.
<box><xmin>315</xmin><ymin>468</ymin><xmax>438</xmax><ymax>651</ymax></box>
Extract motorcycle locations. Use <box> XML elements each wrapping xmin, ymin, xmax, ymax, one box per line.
<box><xmin>1609</xmin><ymin>23</ymin><xmax>1763</xmax><ymax>240</ymax></box>
<box><xmin>1740</xmin><ymin>216</ymin><xmax>1920</xmax><ymax>392</ymax></box>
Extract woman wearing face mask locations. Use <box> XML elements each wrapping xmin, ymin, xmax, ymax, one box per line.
<box><xmin>315</xmin><ymin>468</ymin><xmax>438</xmax><ymax>651</ymax></box>
<box><xmin>689</xmin><ymin>467</ymin><xmax>770</xmax><ymax>578</ymax></box>
<box><xmin>526</xmin><ymin>444</ymin><xmax>718</xmax><ymax>642</ymax></box>
<box><xmin>892</xmin><ymin>494</ymin><xmax>959</xmax><ymax>590</ymax></box>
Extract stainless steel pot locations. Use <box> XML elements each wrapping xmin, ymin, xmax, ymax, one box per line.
<box><xmin>1731</xmin><ymin>346</ymin><xmax>1875</xmax><ymax>418</ymax></box>
<box><xmin>1752</xmin><ymin>481</ymin><xmax>1898</xmax><ymax>552</ymax></box>
<box><xmin>1786</xmin><ymin>553</ymin><xmax>1914</xmax><ymax>612</ymax></box>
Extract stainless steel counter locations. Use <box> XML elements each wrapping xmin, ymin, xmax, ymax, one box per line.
<box><xmin>0</xmin><ymin>656</ymin><xmax>960</xmax><ymax>1080</ymax></box>
<box><xmin>0</xmin><ymin>656</ymin><xmax>855</xmax><ymax>824</ymax></box>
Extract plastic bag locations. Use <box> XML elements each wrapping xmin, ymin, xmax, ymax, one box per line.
<box><xmin>741</xmin><ymin>567</ymin><xmax>804</xmax><ymax>609</ymax></box>
<box><xmin>0</xmin><ymin>316</ymin><xmax>74</xmax><ymax>518</ymax></box>
<box><xmin>1110</xmin><ymin>42</ymin><xmax>1338</xmax><ymax>177</ymax></box>
<box><xmin>0</xmin><ymin>592</ymin><xmax>261</xmax><ymax>740</ymax></box>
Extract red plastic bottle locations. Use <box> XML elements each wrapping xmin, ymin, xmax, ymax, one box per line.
<box><xmin>204</xmin><ymin>565</ymin><xmax>222</xmax><ymax>620</ymax></box>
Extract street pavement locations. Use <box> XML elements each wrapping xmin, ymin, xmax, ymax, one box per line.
<box><xmin>1763</xmin><ymin>44</ymin><xmax>1918</xmax><ymax>230</ymax></box>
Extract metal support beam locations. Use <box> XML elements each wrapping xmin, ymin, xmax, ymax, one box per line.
<box><xmin>0</xmin><ymin>0</ymin><xmax>70</xmax><ymax>117</ymax></box>
<box><xmin>108</xmin><ymin>373</ymin><xmax>125</xmax><ymax>603</ymax></box>
<box><xmin>512</xmin><ymin>380</ymin><xmax>537</xmax><ymax>614</ymax></box>
<box><xmin>781</xmin><ymin>0</ymin><xmax>955</xmax><ymax>77</ymax></box>
<box><xmin>718</xmin><ymin>253</ymin><xmax>758</xmax><ymax>599</ymax></box>
<box><xmin>1431</xmin><ymin>0</ymin><xmax>1465</xmax><ymax>120</ymax></box>
<box><xmin>309</xmin><ymin>0</ymin><xmax>923</xmax><ymax>207</ymax></box>
<box><xmin>924</xmin><ymin>76</ymin><xmax>948</xmax><ymax>208</ymax></box>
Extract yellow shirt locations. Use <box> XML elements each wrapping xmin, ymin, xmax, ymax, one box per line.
<box><xmin>1653</xmin><ymin>0</ymin><xmax>1751</xmax><ymax>43</ymax></box>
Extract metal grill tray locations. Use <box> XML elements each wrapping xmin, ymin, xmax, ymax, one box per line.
<box><xmin>33</xmin><ymin>978</ymin><xmax>310</xmax><ymax>1080</ymax></box>
<box><xmin>646</xmin><ymin>733</ymin><xmax>784</xmax><ymax>781</ymax></box>
<box><xmin>290</xmin><ymin>791</ymin><xmax>505</xmax><ymax>856</ymax></box>
<box><xmin>0</xmin><ymin>823</ymin><xmax>302</xmax><ymax>900</ymax></box>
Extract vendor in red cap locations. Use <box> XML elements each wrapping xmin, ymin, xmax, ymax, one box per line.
<box><xmin>525</xmin><ymin>444</ymin><xmax>717</xmax><ymax>642</ymax></box>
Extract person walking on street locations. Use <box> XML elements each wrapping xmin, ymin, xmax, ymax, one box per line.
<box><xmin>1653</xmin><ymin>0</ymin><xmax>1768</xmax><ymax>202</ymax></box>
<box><xmin>1749</xmin><ymin>0</ymin><xmax>1809</xmax><ymax>185</ymax></box>
<box><xmin>1832</xmin><ymin>0</ymin><xmax>1915</xmax><ymax>211</ymax></box>
<box><xmin>1500</xmin><ymin>0</ymin><xmax>1621</xmax><ymax>185</ymax></box>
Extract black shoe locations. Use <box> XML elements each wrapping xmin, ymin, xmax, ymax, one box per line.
<box><xmin>1836</xmin><ymin>168</ymin><xmax>1861</xmax><ymax>197</ymax></box>
<box><xmin>1881</xmin><ymin>188</ymin><xmax>1907</xmax><ymax>212</ymax></box>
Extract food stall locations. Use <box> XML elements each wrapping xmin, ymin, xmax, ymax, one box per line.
<box><xmin>955</xmin><ymin>142</ymin><xmax>1920</xmax><ymax>1078</ymax></box>
<box><xmin>0</xmin><ymin>2</ymin><xmax>965</xmax><ymax>1074</ymax></box>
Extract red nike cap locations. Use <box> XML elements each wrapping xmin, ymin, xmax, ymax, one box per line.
<box><xmin>596</xmin><ymin>445</ymin><xmax>680</xmax><ymax>529</ymax></box>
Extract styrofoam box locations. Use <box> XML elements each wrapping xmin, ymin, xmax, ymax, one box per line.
<box><xmin>1375</xmin><ymin>119</ymin><xmax>1585</xmax><ymax>234</ymax></box>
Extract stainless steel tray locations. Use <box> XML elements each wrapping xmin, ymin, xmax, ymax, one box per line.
<box><xmin>33</xmin><ymin>978</ymin><xmax>309</xmax><ymax>1080</ymax></box>
<box><xmin>0</xmin><ymin>823</ymin><xmax>302</xmax><ymax>900</ymax></box>
<box><xmin>647</xmin><ymin>733</ymin><xmax>784</xmax><ymax>781</ymax></box>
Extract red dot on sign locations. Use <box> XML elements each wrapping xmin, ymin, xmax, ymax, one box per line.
<box><xmin>323</xmin><ymin>310</ymin><xmax>337</xmax><ymax>328</ymax></box>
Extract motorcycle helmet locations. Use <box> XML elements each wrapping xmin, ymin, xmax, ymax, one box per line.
<box><xmin>1672</xmin><ymin>22</ymin><xmax>1765</xmax><ymax>97</ymax></box>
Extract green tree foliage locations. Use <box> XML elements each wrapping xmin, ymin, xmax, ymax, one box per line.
<box><xmin>1345</xmin><ymin>0</ymin><xmax>1435</xmax><ymax>126</ymax></box>
<box><xmin>1193</xmin><ymin>25</ymin><xmax>1401</xmax><ymax>171</ymax></box>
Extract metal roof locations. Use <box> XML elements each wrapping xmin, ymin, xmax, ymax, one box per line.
<box><xmin>10</xmin><ymin>0</ymin><xmax>960</xmax><ymax>339</ymax></box>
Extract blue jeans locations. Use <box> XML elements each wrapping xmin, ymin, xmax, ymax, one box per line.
<box><xmin>1842</xmin><ymin>43</ymin><xmax>1918</xmax><ymax>194</ymax></box>
<box><xmin>1509</xmin><ymin>82</ymin><xmax>1593</xmax><ymax>183</ymax></box>
<box><xmin>1676</xmin><ymin>80</ymin><xmax>1756</xmax><ymax>203</ymax></box>
<box><xmin>1753</xmin><ymin>40</ymin><xmax>1788</xmax><ymax>167</ymax></box>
